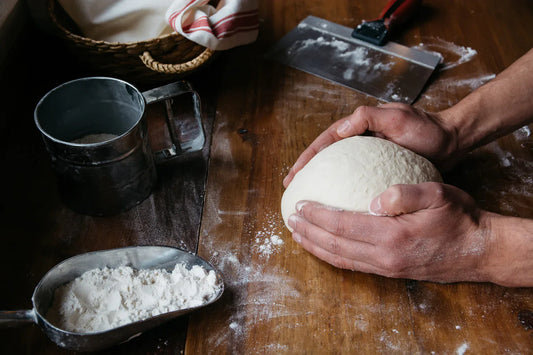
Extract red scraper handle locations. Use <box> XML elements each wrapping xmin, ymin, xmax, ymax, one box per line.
<box><xmin>379</xmin><ymin>0</ymin><xmax>422</xmax><ymax>28</ymax></box>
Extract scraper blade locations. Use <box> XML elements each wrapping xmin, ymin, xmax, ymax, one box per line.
<box><xmin>265</xmin><ymin>16</ymin><xmax>441</xmax><ymax>104</ymax></box>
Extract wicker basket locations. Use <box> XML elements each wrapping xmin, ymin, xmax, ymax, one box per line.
<box><xmin>47</xmin><ymin>0</ymin><xmax>215</xmax><ymax>85</ymax></box>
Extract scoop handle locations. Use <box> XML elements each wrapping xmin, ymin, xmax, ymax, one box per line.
<box><xmin>0</xmin><ymin>309</ymin><xmax>36</xmax><ymax>326</ymax></box>
<box><xmin>380</xmin><ymin>0</ymin><xmax>422</xmax><ymax>28</ymax></box>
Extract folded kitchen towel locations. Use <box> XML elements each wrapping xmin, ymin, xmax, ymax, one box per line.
<box><xmin>57</xmin><ymin>0</ymin><xmax>259</xmax><ymax>49</ymax></box>
<box><xmin>166</xmin><ymin>0</ymin><xmax>259</xmax><ymax>50</ymax></box>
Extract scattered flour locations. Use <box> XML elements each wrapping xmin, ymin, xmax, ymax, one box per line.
<box><xmin>288</xmin><ymin>32</ymin><xmax>394</xmax><ymax>87</ymax></box>
<box><xmin>414</xmin><ymin>37</ymin><xmax>495</xmax><ymax>111</ymax></box>
<box><xmin>456</xmin><ymin>342</ymin><xmax>469</xmax><ymax>355</ymax></box>
<box><xmin>48</xmin><ymin>264</ymin><xmax>221</xmax><ymax>333</ymax></box>
<box><xmin>343</xmin><ymin>68</ymin><xmax>355</xmax><ymax>81</ymax></box>
<box><xmin>198</xmin><ymin>234</ymin><xmax>300</xmax><ymax>352</ymax></box>
<box><xmin>256</xmin><ymin>233</ymin><xmax>284</xmax><ymax>256</ymax></box>
<box><xmin>464</xmin><ymin>139</ymin><xmax>533</xmax><ymax>216</ymax></box>
<box><xmin>513</xmin><ymin>125</ymin><xmax>531</xmax><ymax>140</ymax></box>
<box><xmin>338</xmin><ymin>46</ymin><xmax>371</xmax><ymax>66</ymax></box>
<box><xmin>252</xmin><ymin>210</ymin><xmax>285</xmax><ymax>258</ymax></box>
<box><xmin>292</xmin><ymin>36</ymin><xmax>370</xmax><ymax>67</ymax></box>
<box><xmin>417</xmin><ymin>73</ymin><xmax>495</xmax><ymax>111</ymax></box>
<box><xmin>415</xmin><ymin>37</ymin><xmax>478</xmax><ymax>71</ymax></box>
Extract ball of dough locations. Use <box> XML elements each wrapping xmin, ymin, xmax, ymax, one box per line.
<box><xmin>281</xmin><ymin>136</ymin><xmax>442</xmax><ymax>231</ymax></box>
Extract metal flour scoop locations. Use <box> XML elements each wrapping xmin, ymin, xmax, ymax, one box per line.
<box><xmin>0</xmin><ymin>246</ymin><xmax>224</xmax><ymax>351</ymax></box>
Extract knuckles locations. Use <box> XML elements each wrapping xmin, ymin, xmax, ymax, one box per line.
<box><xmin>380</xmin><ymin>185</ymin><xmax>404</xmax><ymax>212</ymax></box>
<box><xmin>326</xmin><ymin>213</ymin><xmax>348</xmax><ymax>235</ymax></box>
<box><xmin>379</xmin><ymin>253</ymin><xmax>409</xmax><ymax>278</ymax></box>
<box><xmin>330</xmin><ymin>254</ymin><xmax>356</xmax><ymax>271</ymax></box>
<box><xmin>326</xmin><ymin>237</ymin><xmax>342</xmax><ymax>255</ymax></box>
<box><xmin>376</xmin><ymin>230</ymin><xmax>412</xmax><ymax>277</ymax></box>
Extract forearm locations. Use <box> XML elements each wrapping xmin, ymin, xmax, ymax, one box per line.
<box><xmin>440</xmin><ymin>48</ymin><xmax>533</xmax><ymax>156</ymax></box>
<box><xmin>480</xmin><ymin>212</ymin><xmax>533</xmax><ymax>287</ymax></box>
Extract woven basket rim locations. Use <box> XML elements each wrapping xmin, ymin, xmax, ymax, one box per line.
<box><xmin>46</xmin><ymin>0</ymin><xmax>214</xmax><ymax>84</ymax></box>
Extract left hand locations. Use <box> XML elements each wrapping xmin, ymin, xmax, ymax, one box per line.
<box><xmin>287</xmin><ymin>182</ymin><xmax>493</xmax><ymax>283</ymax></box>
<box><xmin>283</xmin><ymin>103</ymin><xmax>458</xmax><ymax>188</ymax></box>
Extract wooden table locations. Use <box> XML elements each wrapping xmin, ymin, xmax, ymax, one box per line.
<box><xmin>1</xmin><ymin>0</ymin><xmax>532</xmax><ymax>353</ymax></box>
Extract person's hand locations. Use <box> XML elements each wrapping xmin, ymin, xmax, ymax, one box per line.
<box><xmin>287</xmin><ymin>182</ymin><xmax>494</xmax><ymax>284</ymax></box>
<box><xmin>283</xmin><ymin>103</ymin><xmax>458</xmax><ymax>188</ymax></box>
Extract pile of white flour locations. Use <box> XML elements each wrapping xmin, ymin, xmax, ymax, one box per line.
<box><xmin>48</xmin><ymin>264</ymin><xmax>221</xmax><ymax>333</ymax></box>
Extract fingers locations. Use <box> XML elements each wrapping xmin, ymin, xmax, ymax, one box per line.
<box><xmin>336</xmin><ymin>104</ymin><xmax>412</xmax><ymax>138</ymax></box>
<box><xmin>292</xmin><ymin>232</ymin><xmax>385</xmax><ymax>275</ymax></box>
<box><xmin>284</xmin><ymin>105</ymin><xmax>391</xmax><ymax>187</ymax></box>
<box><xmin>283</xmin><ymin>104</ymin><xmax>417</xmax><ymax>187</ymax></box>
<box><xmin>288</xmin><ymin>211</ymin><xmax>384</xmax><ymax>272</ymax></box>
<box><xmin>368</xmin><ymin>183</ymin><xmax>443</xmax><ymax>216</ymax></box>
<box><xmin>292</xmin><ymin>201</ymin><xmax>385</xmax><ymax>240</ymax></box>
<box><xmin>368</xmin><ymin>182</ymin><xmax>477</xmax><ymax>218</ymax></box>
<box><xmin>283</xmin><ymin>124</ymin><xmax>343</xmax><ymax>187</ymax></box>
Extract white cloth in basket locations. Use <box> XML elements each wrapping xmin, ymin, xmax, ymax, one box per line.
<box><xmin>58</xmin><ymin>0</ymin><xmax>259</xmax><ymax>50</ymax></box>
<box><xmin>166</xmin><ymin>0</ymin><xmax>259</xmax><ymax>50</ymax></box>
<box><xmin>58</xmin><ymin>0</ymin><xmax>175</xmax><ymax>43</ymax></box>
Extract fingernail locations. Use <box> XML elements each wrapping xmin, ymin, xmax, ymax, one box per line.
<box><xmin>288</xmin><ymin>213</ymin><xmax>302</xmax><ymax>228</ymax></box>
<box><xmin>292</xmin><ymin>232</ymin><xmax>302</xmax><ymax>244</ymax></box>
<box><xmin>282</xmin><ymin>168</ymin><xmax>292</xmax><ymax>185</ymax></box>
<box><xmin>337</xmin><ymin>120</ymin><xmax>351</xmax><ymax>135</ymax></box>
<box><xmin>368</xmin><ymin>196</ymin><xmax>383</xmax><ymax>216</ymax></box>
<box><xmin>295</xmin><ymin>200</ymin><xmax>307</xmax><ymax>213</ymax></box>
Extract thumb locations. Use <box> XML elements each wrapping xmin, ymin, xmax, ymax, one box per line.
<box><xmin>368</xmin><ymin>182</ymin><xmax>445</xmax><ymax>216</ymax></box>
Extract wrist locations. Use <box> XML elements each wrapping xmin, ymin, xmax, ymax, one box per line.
<box><xmin>437</xmin><ymin>90</ymin><xmax>487</xmax><ymax>158</ymax></box>
<box><xmin>478</xmin><ymin>212</ymin><xmax>533</xmax><ymax>287</ymax></box>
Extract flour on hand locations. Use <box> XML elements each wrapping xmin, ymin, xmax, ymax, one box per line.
<box><xmin>47</xmin><ymin>264</ymin><xmax>221</xmax><ymax>333</ymax></box>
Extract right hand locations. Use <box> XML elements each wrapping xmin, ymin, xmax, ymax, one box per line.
<box><xmin>287</xmin><ymin>182</ymin><xmax>496</xmax><ymax>284</ymax></box>
<box><xmin>283</xmin><ymin>103</ymin><xmax>458</xmax><ymax>188</ymax></box>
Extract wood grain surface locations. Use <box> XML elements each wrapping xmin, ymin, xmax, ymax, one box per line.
<box><xmin>186</xmin><ymin>0</ymin><xmax>533</xmax><ymax>353</ymax></box>
<box><xmin>0</xmin><ymin>0</ymin><xmax>532</xmax><ymax>354</ymax></box>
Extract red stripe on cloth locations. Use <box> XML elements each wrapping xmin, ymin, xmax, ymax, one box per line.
<box><xmin>185</xmin><ymin>25</ymin><xmax>259</xmax><ymax>41</ymax></box>
<box><xmin>212</xmin><ymin>13</ymin><xmax>259</xmax><ymax>38</ymax></box>
<box><xmin>218</xmin><ymin>24</ymin><xmax>260</xmax><ymax>39</ymax></box>
<box><xmin>184</xmin><ymin>11</ymin><xmax>258</xmax><ymax>33</ymax></box>
<box><xmin>212</xmin><ymin>9</ymin><xmax>259</xmax><ymax>29</ymax></box>
<box><xmin>183</xmin><ymin>16</ymin><xmax>210</xmax><ymax>32</ymax></box>
<box><xmin>182</xmin><ymin>10</ymin><xmax>259</xmax><ymax>40</ymax></box>
<box><xmin>168</xmin><ymin>0</ymin><xmax>201</xmax><ymax>25</ymax></box>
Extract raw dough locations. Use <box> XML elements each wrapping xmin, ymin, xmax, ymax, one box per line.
<box><xmin>281</xmin><ymin>136</ymin><xmax>442</xmax><ymax>230</ymax></box>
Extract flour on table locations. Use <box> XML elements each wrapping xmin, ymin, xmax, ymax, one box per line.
<box><xmin>513</xmin><ymin>125</ymin><xmax>531</xmax><ymax>140</ymax></box>
<box><xmin>456</xmin><ymin>343</ymin><xmax>469</xmax><ymax>355</ymax></box>
<box><xmin>415</xmin><ymin>37</ymin><xmax>477</xmax><ymax>71</ymax></box>
<box><xmin>413</xmin><ymin>37</ymin><xmax>495</xmax><ymax>111</ymax></box>
<box><xmin>255</xmin><ymin>233</ymin><xmax>284</xmax><ymax>256</ymax></box>
<box><xmin>252</xmin><ymin>210</ymin><xmax>285</xmax><ymax>257</ymax></box>
<box><xmin>48</xmin><ymin>264</ymin><xmax>221</xmax><ymax>333</ymax></box>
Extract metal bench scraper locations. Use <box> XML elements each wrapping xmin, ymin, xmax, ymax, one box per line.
<box><xmin>265</xmin><ymin>0</ymin><xmax>441</xmax><ymax>104</ymax></box>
